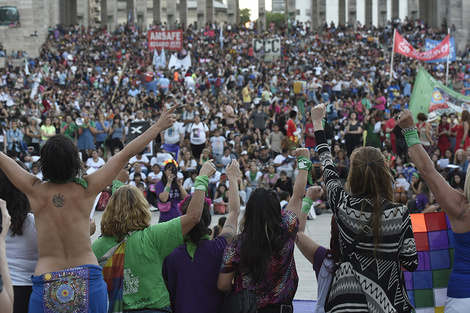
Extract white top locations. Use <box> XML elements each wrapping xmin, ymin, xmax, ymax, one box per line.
<box><xmin>183</xmin><ymin>177</ymin><xmax>195</xmax><ymax>190</ymax></box>
<box><xmin>129</xmin><ymin>172</ymin><xmax>147</xmax><ymax>181</ymax></box>
<box><xmin>86</xmin><ymin>157</ymin><xmax>106</xmax><ymax>170</ymax></box>
<box><xmin>150</xmin><ymin>154</ymin><xmax>174</xmax><ymax>167</ymax></box>
<box><xmin>245</xmin><ymin>171</ymin><xmax>263</xmax><ymax>188</ymax></box>
<box><xmin>210</xmin><ymin>136</ymin><xmax>226</xmax><ymax>156</ymax></box>
<box><xmin>6</xmin><ymin>213</ymin><xmax>38</xmax><ymax>286</ymax></box>
<box><xmin>164</xmin><ymin>122</ymin><xmax>184</xmax><ymax>145</ymax></box>
<box><xmin>180</xmin><ymin>159</ymin><xmax>197</xmax><ymax>171</ymax></box>
<box><xmin>274</xmin><ymin>154</ymin><xmax>295</xmax><ymax>172</ymax></box>
<box><xmin>188</xmin><ymin>122</ymin><xmax>209</xmax><ymax>145</ymax></box>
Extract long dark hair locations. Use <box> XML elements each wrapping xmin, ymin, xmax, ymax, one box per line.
<box><xmin>39</xmin><ymin>134</ymin><xmax>84</xmax><ymax>183</ymax></box>
<box><xmin>0</xmin><ymin>161</ymin><xmax>31</xmax><ymax>236</ymax></box>
<box><xmin>161</xmin><ymin>163</ymin><xmax>178</xmax><ymax>190</ymax></box>
<box><xmin>239</xmin><ymin>188</ymin><xmax>284</xmax><ymax>283</ymax></box>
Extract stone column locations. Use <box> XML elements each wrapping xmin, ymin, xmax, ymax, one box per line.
<box><xmin>126</xmin><ymin>0</ymin><xmax>136</xmax><ymax>23</ymax></box>
<box><xmin>391</xmin><ymin>0</ymin><xmax>399</xmax><ymax>19</ymax></box>
<box><xmin>365</xmin><ymin>0</ymin><xmax>372</xmax><ymax>26</ymax></box>
<box><xmin>319</xmin><ymin>0</ymin><xmax>326</xmax><ymax>26</ymax></box>
<box><xmin>109</xmin><ymin>0</ymin><xmax>118</xmax><ymax>31</ymax></box>
<box><xmin>258</xmin><ymin>0</ymin><xmax>266</xmax><ymax>31</ymax></box>
<box><xmin>206</xmin><ymin>0</ymin><xmax>214</xmax><ymax>24</ymax></box>
<box><xmin>348</xmin><ymin>0</ymin><xmax>356</xmax><ymax>27</ymax></box>
<box><xmin>153</xmin><ymin>0</ymin><xmax>162</xmax><ymax>23</ymax></box>
<box><xmin>197</xmin><ymin>0</ymin><xmax>206</xmax><ymax>28</ymax></box>
<box><xmin>180</xmin><ymin>0</ymin><xmax>188</xmax><ymax>29</ymax></box>
<box><xmin>377</xmin><ymin>0</ymin><xmax>387</xmax><ymax>27</ymax></box>
<box><xmin>311</xmin><ymin>0</ymin><xmax>319</xmax><ymax>27</ymax></box>
<box><xmin>135</xmin><ymin>0</ymin><xmax>147</xmax><ymax>29</ymax></box>
<box><xmin>101</xmin><ymin>0</ymin><xmax>108</xmax><ymax>28</ymax></box>
<box><xmin>338</xmin><ymin>0</ymin><xmax>346</xmax><ymax>25</ymax></box>
<box><xmin>227</xmin><ymin>0</ymin><xmax>236</xmax><ymax>25</ymax></box>
<box><xmin>166</xmin><ymin>0</ymin><xmax>176</xmax><ymax>29</ymax></box>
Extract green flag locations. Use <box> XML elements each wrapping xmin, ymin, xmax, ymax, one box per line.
<box><xmin>410</xmin><ymin>68</ymin><xmax>470</xmax><ymax>121</ymax></box>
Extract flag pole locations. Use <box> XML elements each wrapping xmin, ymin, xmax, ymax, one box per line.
<box><xmin>446</xmin><ymin>27</ymin><xmax>450</xmax><ymax>86</ymax></box>
<box><xmin>390</xmin><ymin>29</ymin><xmax>396</xmax><ymax>86</ymax></box>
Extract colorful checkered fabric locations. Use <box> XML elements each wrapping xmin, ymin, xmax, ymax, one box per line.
<box><xmin>404</xmin><ymin>212</ymin><xmax>454</xmax><ymax>313</ymax></box>
<box><xmin>102</xmin><ymin>241</ymin><xmax>126</xmax><ymax>313</ymax></box>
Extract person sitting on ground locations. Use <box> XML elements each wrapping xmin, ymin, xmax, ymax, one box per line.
<box><xmin>0</xmin><ymin>104</ymin><xmax>179</xmax><ymax>312</ymax></box>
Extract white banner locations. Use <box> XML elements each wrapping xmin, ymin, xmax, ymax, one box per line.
<box><xmin>252</xmin><ymin>38</ymin><xmax>281</xmax><ymax>61</ymax></box>
<box><xmin>168</xmin><ymin>53</ymin><xmax>191</xmax><ymax>71</ymax></box>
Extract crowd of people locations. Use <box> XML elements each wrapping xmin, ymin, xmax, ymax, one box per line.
<box><xmin>0</xmin><ymin>13</ymin><xmax>469</xmax><ymax>313</ymax></box>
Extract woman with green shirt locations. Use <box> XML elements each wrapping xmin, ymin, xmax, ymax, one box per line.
<box><xmin>92</xmin><ymin>161</ymin><xmax>216</xmax><ymax>312</ymax></box>
<box><xmin>40</xmin><ymin>117</ymin><xmax>56</xmax><ymax>145</ymax></box>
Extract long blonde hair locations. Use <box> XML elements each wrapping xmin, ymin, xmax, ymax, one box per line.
<box><xmin>346</xmin><ymin>147</ymin><xmax>394</xmax><ymax>254</ymax></box>
<box><xmin>101</xmin><ymin>185</ymin><xmax>151</xmax><ymax>241</ymax></box>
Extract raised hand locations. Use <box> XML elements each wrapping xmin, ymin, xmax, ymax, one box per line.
<box><xmin>155</xmin><ymin>103</ymin><xmax>180</xmax><ymax>131</ymax></box>
<box><xmin>226</xmin><ymin>160</ymin><xmax>241</xmax><ymax>181</ymax></box>
<box><xmin>310</xmin><ymin>103</ymin><xmax>326</xmax><ymax>123</ymax></box>
<box><xmin>397</xmin><ymin>110</ymin><xmax>415</xmax><ymax>130</ymax></box>
<box><xmin>199</xmin><ymin>160</ymin><xmax>217</xmax><ymax>177</ymax></box>
<box><xmin>0</xmin><ymin>199</ymin><xmax>11</xmax><ymax>240</ymax></box>
<box><xmin>295</xmin><ymin>148</ymin><xmax>310</xmax><ymax>159</ymax></box>
<box><xmin>306</xmin><ymin>186</ymin><xmax>323</xmax><ymax>201</ymax></box>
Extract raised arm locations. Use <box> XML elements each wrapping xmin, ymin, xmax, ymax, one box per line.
<box><xmin>219</xmin><ymin>160</ymin><xmax>241</xmax><ymax>241</ymax></box>
<box><xmin>285</xmin><ymin>148</ymin><xmax>310</xmax><ymax>217</ymax></box>
<box><xmin>86</xmin><ymin>104</ymin><xmax>179</xmax><ymax>194</ymax></box>
<box><xmin>398</xmin><ymin>110</ymin><xmax>470</xmax><ymax>233</ymax></box>
<box><xmin>295</xmin><ymin>186</ymin><xmax>323</xmax><ymax>264</ymax></box>
<box><xmin>180</xmin><ymin>161</ymin><xmax>216</xmax><ymax>236</ymax></box>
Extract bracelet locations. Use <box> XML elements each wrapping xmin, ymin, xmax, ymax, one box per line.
<box><xmin>404</xmin><ymin>129</ymin><xmax>420</xmax><ymax>147</ymax></box>
<box><xmin>301</xmin><ymin>197</ymin><xmax>314</xmax><ymax>214</ymax></box>
<box><xmin>461</xmin><ymin>140</ymin><xmax>465</xmax><ymax>144</ymax></box>
<box><xmin>401</xmin><ymin>126</ymin><xmax>418</xmax><ymax>136</ymax></box>
<box><xmin>164</xmin><ymin>186</ymin><xmax>171</xmax><ymax>192</ymax></box>
<box><xmin>297</xmin><ymin>155</ymin><xmax>314</xmax><ymax>185</ymax></box>
<box><xmin>194</xmin><ymin>175</ymin><xmax>209</xmax><ymax>193</ymax></box>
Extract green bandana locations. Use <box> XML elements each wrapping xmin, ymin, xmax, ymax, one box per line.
<box><xmin>250</xmin><ymin>171</ymin><xmax>257</xmax><ymax>182</ymax></box>
<box><xmin>301</xmin><ymin>197</ymin><xmax>314</xmax><ymax>214</ymax></box>
<box><xmin>185</xmin><ymin>234</ymin><xmax>211</xmax><ymax>262</ymax></box>
<box><xmin>54</xmin><ymin>177</ymin><xmax>89</xmax><ymax>190</ymax></box>
<box><xmin>297</xmin><ymin>155</ymin><xmax>314</xmax><ymax>185</ymax></box>
<box><xmin>194</xmin><ymin>176</ymin><xmax>209</xmax><ymax>195</ymax></box>
<box><xmin>112</xmin><ymin>180</ymin><xmax>125</xmax><ymax>194</ymax></box>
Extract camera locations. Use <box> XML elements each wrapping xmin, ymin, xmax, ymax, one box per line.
<box><xmin>171</xmin><ymin>166</ymin><xmax>178</xmax><ymax>176</ymax></box>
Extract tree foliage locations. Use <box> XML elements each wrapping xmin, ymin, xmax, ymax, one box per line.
<box><xmin>240</xmin><ymin>8</ymin><xmax>251</xmax><ymax>24</ymax></box>
<box><xmin>266</xmin><ymin>12</ymin><xmax>286</xmax><ymax>28</ymax></box>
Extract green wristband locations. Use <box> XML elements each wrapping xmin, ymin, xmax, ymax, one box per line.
<box><xmin>404</xmin><ymin>129</ymin><xmax>420</xmax><ymax>147</ymax></box>
<box><xmin>164</xmin><ymin>186</ymin><xmax>171</xmax><ymax>192</ymax></box>
<box><xmin>194</xmin><ymin>175</ymin><xmax>209</xmax><ymax>193</ymax></box>
<box><xmin>297</xmin><ymin>155</ymin><xmax>314</xmax><ymax>185</ymax></box>
<box><xmin>301</xmin><ymin>197</ymin><xmax>314</xmax><ymax>214</ymax></box>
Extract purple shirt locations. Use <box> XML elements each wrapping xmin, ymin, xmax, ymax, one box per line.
<box><xmin>163</xmin><ymin>237</ymin><xmax>228</xmax><ymax>313</ymax></box>
<box><xmin>155</xmin><ymin>181</ymin><xmax>182</xmax><ymax>222</ymax></box>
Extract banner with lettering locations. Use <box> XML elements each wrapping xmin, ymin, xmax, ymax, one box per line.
<box><xmin>253</xmin><ymin>38</ymin><xmax>281</xmax><ymax>61</ymax></box>
<box><xmin>148</xmin><ymin>30</ymin><xmax>183</xmax><ymax>51</ymax></box>
<box><xmin>393</xmin><ymin>30</ymin><xmax>450</xmax><ymax>62</ymax></box>
<box><xmin>425</xmin><ymin>37</ymin><xmax>456</xmax><ymax>63</ymax></box>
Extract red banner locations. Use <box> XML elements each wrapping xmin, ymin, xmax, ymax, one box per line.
<box><xmin>393</xmin><ymin>30</ymin><xmax>450</xmax><ymax>61</ymax></box>
<box><xmin>148</xmin><ymin>30</ymin><xmax>183</xmax><ymax>51</ymax></box>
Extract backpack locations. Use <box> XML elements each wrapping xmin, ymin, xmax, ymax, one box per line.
<box><xmin>215</xmin><ymin>77</ymin><xmax>222</xmax><ymax>88</ymax></box>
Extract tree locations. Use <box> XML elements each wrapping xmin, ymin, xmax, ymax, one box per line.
<box><xmin>240</xmin><ymin>8</ymin><xmax>251</xmax><ymax>25</ymax></box>
<box><xmin>266</xmin><ymin>11</ymin><xmax>286</xmax><ymax>28</ymax></box>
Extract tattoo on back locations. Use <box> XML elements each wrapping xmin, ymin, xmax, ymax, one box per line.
<box><xmin>52</xmin><ymin>194</ymin><xmax>66</xmax><ymax>207</ymax></box>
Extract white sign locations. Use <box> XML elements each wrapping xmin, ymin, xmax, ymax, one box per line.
<box><xmin>252</xmin><ymin>38</ymin><xmax>281</xmax><ymax>61</ymax></box>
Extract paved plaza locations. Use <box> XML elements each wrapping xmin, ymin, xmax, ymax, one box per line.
<box><xmin>91</xmin><ymin>207</ymin><xmax>333</xmax><ymax>301</ymax></box>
